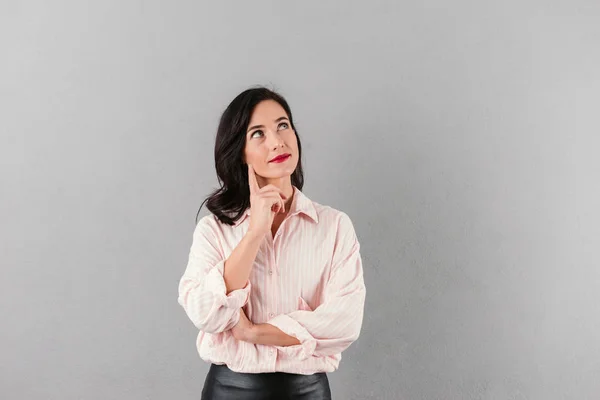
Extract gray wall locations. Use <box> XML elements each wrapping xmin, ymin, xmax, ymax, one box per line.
<box><xmin>2</xmin><ymin>1</ymin><xmax>599</xmax><ymax>399</ymax></box>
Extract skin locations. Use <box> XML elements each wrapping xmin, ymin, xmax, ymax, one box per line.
<box><xmin>229</xmin><ymin>100</ymin><xmax>302</xmax><ymax>347</ymax></box>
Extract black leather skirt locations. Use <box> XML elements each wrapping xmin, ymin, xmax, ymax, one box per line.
<box><xmin>201</xmin><ymin>363</ymin><xmax>332</xmax><ymax>400</ymax></box>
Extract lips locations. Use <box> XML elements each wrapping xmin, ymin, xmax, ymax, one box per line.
<box><xmin>269</xmin><ymin>153</ymin><xmax>291</xmax><ymax>163</ymax></box>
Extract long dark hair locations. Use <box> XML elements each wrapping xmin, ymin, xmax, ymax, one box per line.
<box><xmin>196</xmin><ymin>87</ymin><xmax>305</xmax><ymax>225</ymax></box>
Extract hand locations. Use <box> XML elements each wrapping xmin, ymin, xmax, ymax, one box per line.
<box><xmin>247</xmin><ymin>164</ymin><xmax>287</xmax><ymax>238</ymax></box>
<box><xmin>231</xmin><ymin>308</ymin><xmax>255</xmax><ymax>342</ymax></box>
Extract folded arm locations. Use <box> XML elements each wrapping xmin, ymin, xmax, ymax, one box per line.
<box><xmin>247</xmin><ymin>213</ymin><xmax>367</xmax><ymax>358</ymax></box>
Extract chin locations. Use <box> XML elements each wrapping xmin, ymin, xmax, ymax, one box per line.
<box><xmin>264</xmin><ymin>171</ymin><xmax>293</xmax><ymax>179</ymax></box>
<box><xmin>264</xmin><ymin>163</ymin><xmax>297</xmax><ymax>176</ymax></box>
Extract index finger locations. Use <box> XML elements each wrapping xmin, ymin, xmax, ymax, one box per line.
<box><xmin>247</xmin><ymin>164</ymin><xmax>260</xmax><ymax>195</ymax></box>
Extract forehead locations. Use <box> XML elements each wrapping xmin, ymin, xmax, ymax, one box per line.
<box><xmin>248</xmin><ymin>100</ymin><xmax>288</xmax><ymax>124</ymax></box>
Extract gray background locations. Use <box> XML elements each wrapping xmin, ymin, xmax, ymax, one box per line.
<box><xmin>2</xmin><ymin>1</ymin><xmax>599</xmax><ymax>399</ymax></box>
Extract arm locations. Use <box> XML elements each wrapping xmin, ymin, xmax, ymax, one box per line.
<box><xmin>260</xmin><ymin>213</ymin><xmax>366</xmax><ymax>358</ymax></box>
<box><xmin>223</xmin><ymin>228</ymin><xmax>263</xmax><ymax>294</ymax></box>
<box><xmin>232</xmin><ymin>309</ymin><xmax>301</xmax><ymax>346</ymax></box>
<box><xmin>251</xmin><ymin>324</ymin><xmax>301</xmax><ymax>346</ymax></box>
<box><xmin>177</xmin><ymin>216</ymin><xmax>261</xmax><ymax>334</ymax></box>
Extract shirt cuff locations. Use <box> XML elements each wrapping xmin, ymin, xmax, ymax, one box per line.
<box><xmin>204</xmin><ymin>266</ymin><xmax>251</xmax><ymax>309</ymax></box>
<box><xmin>267</xmin><ymin>314</ymin><xmax>317</xmax><ymax>360</ymax></box>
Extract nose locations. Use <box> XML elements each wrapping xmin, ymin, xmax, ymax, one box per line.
<box><xmin>265</xmin><ymin>130</ymin><xmax>285</xmax><ymax>149</ymax></box>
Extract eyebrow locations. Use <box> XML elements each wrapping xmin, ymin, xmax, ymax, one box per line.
<box><xmin>247</xmin><ymin>117</ymin><xmax>289</xmax><ymax>133</ymax></box>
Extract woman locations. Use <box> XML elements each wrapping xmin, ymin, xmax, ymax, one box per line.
<box><xmin>177</xmin><ymin>87</ymin><xmax>366</xmax><ymax>399</ymax></box>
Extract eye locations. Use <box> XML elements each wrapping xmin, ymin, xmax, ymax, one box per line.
<box><xmin>250</xmin><ymin>130</ymin><xmax>264</xmax><ymax>138</ymax></box>
<box><xmin>278</xmin><ymin>122</ymin><xmax>289</xmax><ymax>130</ymax></box>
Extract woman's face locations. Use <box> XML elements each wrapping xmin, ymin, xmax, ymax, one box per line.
<box><xmin>243</xmin><ymin>100</ymin><xmax>299</xmax><ymax>183</ymax></box>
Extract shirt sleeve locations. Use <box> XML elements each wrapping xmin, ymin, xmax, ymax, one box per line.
<box><xmin>266</xmin><ymin>212</ymin><xmax>366</xmax><ymax>360</ymax></box>
<box><xmin>177</xmin><ymin>215</ymin><xmax>251</xmax><ymax>334</ymax></box>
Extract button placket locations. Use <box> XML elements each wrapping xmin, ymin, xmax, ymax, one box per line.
<box><xmin>268</xmin><ymin>237</ymin><xmax>278</xmax><ymax>322</ymax></box>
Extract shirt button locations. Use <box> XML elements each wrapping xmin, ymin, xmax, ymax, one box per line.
<box><xmin>269</xmin><ymin>349</ymin><xmax>274</xmax><ymax>354</ymax></box>
<box><xmin>269</xmin><ymin>312</ymin><xmax>274</xmax><ymax>318</ymax></box>
<box><xmin>268</xmin><ymin>269</ymin><xmax>273</xmax><ymax>275</ymax></box>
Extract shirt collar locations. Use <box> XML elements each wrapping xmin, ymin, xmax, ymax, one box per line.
<box><xmin>234</xmin><ymin>185</ymin><xmax>319</xmax><ymax>227</ymax></box>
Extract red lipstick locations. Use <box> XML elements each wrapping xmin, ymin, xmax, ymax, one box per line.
<box><xmin>269</xmin><ymin>153</ymin><xmax>291</xmax><ymax>163</ymax></box>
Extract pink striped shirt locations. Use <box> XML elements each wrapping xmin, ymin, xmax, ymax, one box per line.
<box><xmin>177</xmin><ymin>186</ymin><xmax>366</xmax><ymax>375</ymax></box>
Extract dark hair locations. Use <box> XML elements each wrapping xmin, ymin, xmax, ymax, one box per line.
<box><xmin>196</xmin><ymin>87</ymin><xmax>305</xmax><ymax>225</ymax></box>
